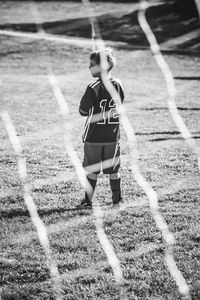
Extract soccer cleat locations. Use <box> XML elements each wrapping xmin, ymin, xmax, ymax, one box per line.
<box><xmin>112</xmin><ymin>196</ymin><xmax>123</xmax><ymax>209</ymax></box>
<box><xmin>113</xmin><ymin>202</ymin><xmax>120</xmax><ymax>209</ymax></box>
<box><xmin>110</xmin><ymin>178</ymin><xmax>122</xmax><ymax>205</ymax></box>
<box><xmin>77</xmin><ymin>199</ymin><xmax>92</xmax><ymax>209</ymax></box>
<box><xmin>112</xmin><ymin>191</ymin><xmax>122</xmax><ymax>205</ymax></box>
<box><xmin>113</xmin><ymin>200</ymin><xmax>122</xmax><ymax>208</ymax></box>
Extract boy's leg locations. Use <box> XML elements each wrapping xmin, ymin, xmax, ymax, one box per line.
<box><xmin>102</xmin><ymin>143</ymin><xmax>122</xmax><ymax>204</ymax></box>
<box><xmin>84</xmin><ymin>173</ymin><xmax>98</xmax><ymax>205</ymax></box>
<box><xmin>79</xmin><ymin>143</ymin><xmax>102</xmax><ymax>207</ymax></box>
<box><xmin>109</xmin><ymin>173</ymin><xmax>122</xmax><ymax>204</ymax></box>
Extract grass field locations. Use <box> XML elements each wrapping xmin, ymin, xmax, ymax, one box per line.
<box><xmin>0</xmin><ymin>1</ymin><xmax>200</xmax><ymax>300</ymax></box>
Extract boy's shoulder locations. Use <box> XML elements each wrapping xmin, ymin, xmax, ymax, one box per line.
<box><xmin>88</xmin><ymin>79</ymin><xmax>101</xmax><ymax>97</ymax></box>
<box><xmin>88</xmin><ymin>77</ymin><xmax>122</xmax><ymax>87</ymax></box>
<box><xmin>86</xmin><ymin>78</ymin><xmax>123</xmax><ymax>97</ymax></box>
<box><xmin>88</xmin><ymin>79</ymin><xmax>101</xmax><ymax>89</ymax></box>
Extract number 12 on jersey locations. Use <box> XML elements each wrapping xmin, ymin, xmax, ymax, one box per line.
<box><xmin>97</xmin><ymin>99</ymin><xmax>120</xmax><ymax>124</ymax></box>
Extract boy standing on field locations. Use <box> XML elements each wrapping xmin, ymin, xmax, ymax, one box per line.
<box><xmin>78</xmin><ymin>48</ymin><xmax>124</xmax><ymax>208</ymax></box>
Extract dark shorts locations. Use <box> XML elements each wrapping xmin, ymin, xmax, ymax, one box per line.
<box><xmin>83</xmin><ymin>142</ymin><xmax>121</xmax><ymax>174</ymax></box>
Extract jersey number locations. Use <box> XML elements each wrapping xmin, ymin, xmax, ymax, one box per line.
<box><xmin>97</xmin><ymin>99</ymin><xmax>119</xmax><ymax>124</ymax></box>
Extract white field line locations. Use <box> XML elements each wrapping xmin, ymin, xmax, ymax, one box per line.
<box><xmin>160</xmin><ymin>29</ymin><xmax>200</xmax><ymax>49</ymax></box>
<box><xmin>0</xmin><ymin>28</ymin><xmax>128</xmax><ymax>50</ymax></box>
<box><xmin>0</xmin><ymin>111</ymin><xmax>63</xmax><ymax>300</ymax></box>
<box><xmin>0</xmin><ymin>29</ymin><xmax>94</xmax><ymax>48</ymax></box>
<box><xmin>0</xmin><ymin>28</ymin><xmax>200</xmax><ymax>54</ymax></box>
<box><xmin>138</xmin><ymin>1</ymin><xmax>193</xmax><ymax>299</ymax></box>
<box><xmin>28</xmin><ymin>0</ymin><xmax>126</xmax><ymax>289</ymax></box>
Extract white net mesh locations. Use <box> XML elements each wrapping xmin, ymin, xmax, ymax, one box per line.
<box><xmin>1</xmin><ymin>0</ymin><xmax>199</xmax><ymax>299</ymax></box>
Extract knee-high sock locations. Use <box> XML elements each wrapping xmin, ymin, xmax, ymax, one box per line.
<box><xmin>85</xmin><ymin>177</ymin><xmax>97</xmax><ymax>203</ymax></box>
<box><xmin>110</xmin><ymin>178</ymin><xmax>122</xmax><ymax>204</ymax></box>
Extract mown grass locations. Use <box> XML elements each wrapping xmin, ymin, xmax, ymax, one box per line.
<box><xmin>0</xmin><ymin>7</ymin><xmax>200</xmax><ymax>300</ymax></box>
<box><xmin>0</xmin><ymin>1</ymin><xmax>137</xmax><ymax>24</ymax></box>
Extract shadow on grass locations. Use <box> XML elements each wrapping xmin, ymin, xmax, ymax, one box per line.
<box><xmin>136</xmin><ymin>130</ymin><xmax>180</xmax><ymax>135</ymax></box>
<box><xmin>141</xmin><ymin>107</ymin><xmax>200</xmax><ymax>111</ymax></box>
<box><xmin>174</xmin><ymin>76</ymin><xmax>200</xmax><ymax>80</ymax></box>
<box><xmin>149</xmin><ymin>135</ymin><xmax>200</xmax><ymax>142</ymax></box>
<box><xmin>0</xmin><ymin>206</ymin><xmax>92</xmax><ymax>219</ymax></box>
<box><xmin>135</xmin><ymin>131</ymin><xmax>200</xmax><ymax>138</ymax></box>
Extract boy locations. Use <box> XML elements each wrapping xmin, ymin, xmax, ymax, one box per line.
<box><xmin>78</xmin><ymin>48</ymin><xmax>124</xmax><ymax>208</ymax></box>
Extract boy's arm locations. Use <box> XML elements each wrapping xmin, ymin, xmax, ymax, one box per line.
<box><xmin>79</xmin><ymin>85</ymin><xmax>94</xmax><ymax>116</ymax></box>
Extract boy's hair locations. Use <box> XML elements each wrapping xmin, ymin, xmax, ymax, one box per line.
<box><xmin>90</xmin><ymin>48</ymin><xmax>116</xmax><ymax>71</ymax></box>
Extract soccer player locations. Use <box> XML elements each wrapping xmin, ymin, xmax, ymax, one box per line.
<box><xmin>78</xmin><ymin>48</ymin><xmax>124</xmax><ymax>208</ymax></box>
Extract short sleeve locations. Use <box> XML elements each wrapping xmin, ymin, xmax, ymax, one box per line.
<box><xmin>79</xmin><ymin>85</ymin><xmax>94</xmax><ymax>116</ymax></box>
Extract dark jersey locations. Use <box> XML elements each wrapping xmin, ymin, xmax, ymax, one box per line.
<box><xmin>79</xmin><ymin>77</ymin><xmax>124</xmax><ymax>144</ymax></box>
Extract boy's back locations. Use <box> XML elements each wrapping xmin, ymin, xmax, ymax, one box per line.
<box><xmin>79</xmin><ymin>77</ymin><xmax>124</xmax><ymax>144</ymax></box>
